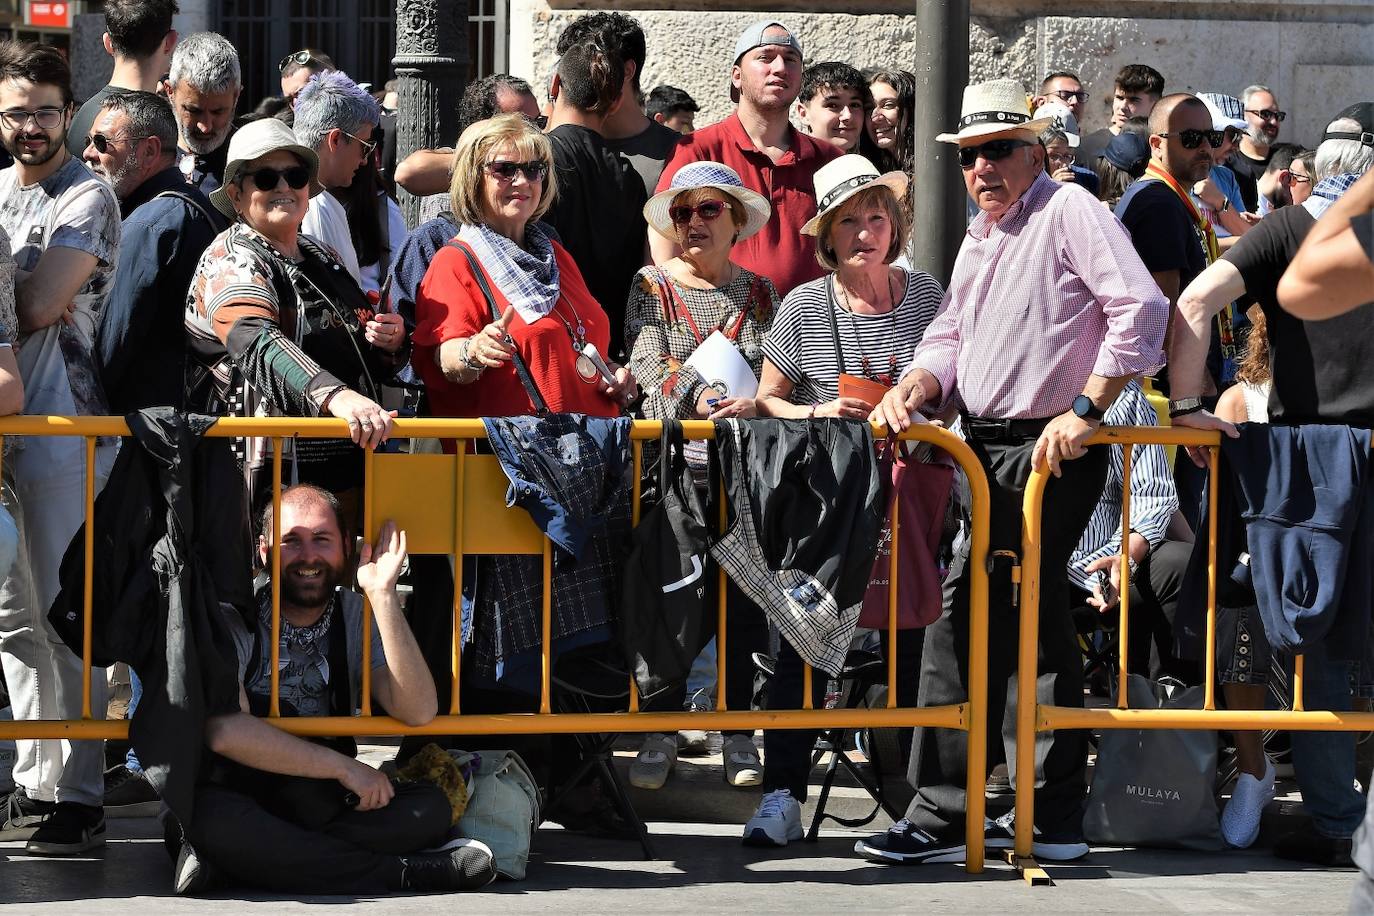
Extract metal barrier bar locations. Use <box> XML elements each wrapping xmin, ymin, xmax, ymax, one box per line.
<box><xmin>0</xmin><ymin>416</ymin><xmax>992</xmax><ymax>874</ymax></box>
<box><xmin>450</xmin><ymin>448</ymin><xmax>465</xmax><ymax>715</ymax></box>
<box><xmin>81</xmin><ymin>436</ymin><xmax>95</xmax><ymax>720</ymax></box>
<box><xmin>1010</xmin><ymin>426</ymin><xmax>1347</xmax><ymax>880</ymax></box>
<box><xmin>716</xmin><ymin>481</ymin><xmax>728</xmax><ymax>714</ymax></box>
<box><xmin>887</xmin><ymin>494</ymin><xmax>900</xmax><ymax>708</ymax></box>
<box><xmin>628</xmin><ymin>440</ymin><xmax>643</xmax><ymax>714</ymax></box>
<box><xmin>1116</xmin><ymin>444</ymin><xmax>1133</xmax><ymax>709</ymax></box>
<box><xmin>361</xmin><ymin>446</ymin><xmax>375</xmax><ymax>717</ymax></box>
<box><xmin>269</xmin><ymin>439</ymin><xmax>283</xmax><ymax>718</ymax></box>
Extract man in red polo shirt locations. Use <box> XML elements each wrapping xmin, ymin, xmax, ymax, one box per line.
<box><xmin>650</xmin><ymin>20</ymin><xmax>840</xmax><ymax>297</ymax></box>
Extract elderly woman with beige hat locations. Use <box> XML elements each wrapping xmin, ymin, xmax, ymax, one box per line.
<box><xmin>757</xmin><ymin>153</ymin><xmax>944</xmax><ymax>420</ymax></box>
<box><xmin>185</xmin><ymin>117</ymin><xmax>405</xmax><ymax>516</ymax></box>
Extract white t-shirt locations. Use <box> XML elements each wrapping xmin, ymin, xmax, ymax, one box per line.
<box><xmin>359</xmin><ymin>194</ymin><xmax>407</xmax><ymax>297</ymax></box>
<box><xmin>0</xmin><ymin>156</ymin><xmax>120</xmax><ymax>477</ymax></box>
<box><xmin>301</xmin><ymin>190</ymin><xmax>362</xmax><ymax>284</ymax></box>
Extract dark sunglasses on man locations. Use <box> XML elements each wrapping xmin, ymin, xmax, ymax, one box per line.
<box><xmin>1155</xmin><ymin>129</ymin><xmax>1224</xmax><ymax>150</ymax></box>
<box><xmin>85</xmin><ymin>133</ymin><xmax>150</xmax><ymax>154</ymax></box>
<box><xmin>1049</xmin><ymin>89</ymin><xmax>1087</xmax><ymax>104</ymax></box>
<box><xmin>239</xmin><ymin>165</ymin><xmax>312</xmax><ymax>192</ymax></box>
<box><xmin>1244</xmin><ymin>108</ymin><xmax>1287</xmax><ymax>123</ymax></box>
<box><xmin>957</xmin><ymin>138</ymin><xmax>1032</xmax><ymax>170</ymax></box>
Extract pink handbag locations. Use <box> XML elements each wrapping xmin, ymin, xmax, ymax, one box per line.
<box><xmin>859</xmin><ymin>441</ymin><xmax>955</xmax><ymax>630</ymax></box>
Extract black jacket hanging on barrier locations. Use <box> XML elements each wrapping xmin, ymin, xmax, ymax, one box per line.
<box><xmin>710</xmin><ymin>418</ymin><xmax>885</xmax><ymax>677</ymax></box>
<box><xmin>48</xmin><ymin>408</ymin><xmax>254</xmax><ymax>825</ymax></box>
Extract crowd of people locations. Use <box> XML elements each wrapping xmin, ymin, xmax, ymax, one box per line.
<box><xmin>0</xmin><ymin>0</ymin><xmax>1371</xmax><ymax>902</ymax></box>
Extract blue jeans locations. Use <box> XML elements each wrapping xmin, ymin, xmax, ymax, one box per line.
<box><xmin>124</xmin><ymin>671</ymin><xmax>142</xmax><ymax>774</ymax></box>
<box><xmin>1289</xmin><ymin>642</ymin><xmax>1364</xmax><ymax>838</ymax></box>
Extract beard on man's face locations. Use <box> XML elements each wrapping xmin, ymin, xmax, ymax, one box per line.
<box><xmin>1247</xmin><ymin>123</ymin><xmax>1273</xmax><ymax>149</ymax></box>
<box><xmin>280</xmin><ymin>556</ymin><xmax>346</xmax><ymax>609</ymax></box>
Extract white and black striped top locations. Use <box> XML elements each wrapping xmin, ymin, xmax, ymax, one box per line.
<box><xmin>1066</xmin><ymin>380</ymin><xmax>1179</xmax><ymax>591</ymax></box>
<box><xmin>762</xmin><ymin>267</ymin><xmax>944</xmax><ymax>406</ymax></box>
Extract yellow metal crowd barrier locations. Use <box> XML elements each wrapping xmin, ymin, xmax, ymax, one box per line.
<box><xmin>0</xmin><ymin>415</ymin><xmax>994</xmax><ymax>873</ymax></box>
<box><xmin>1010</xmin><ymin>425</ymin><xmax>1374</xmax><ymax>883</ymax></box>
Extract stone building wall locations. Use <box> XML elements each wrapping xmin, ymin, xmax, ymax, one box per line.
<box><xmin>509</xmin><ymin>0</ymin><xmax>1374</xmax><ymax>148</ymax></box>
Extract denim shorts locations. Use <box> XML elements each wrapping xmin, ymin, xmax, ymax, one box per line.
<box><xmin>1216</xmin><ymin>604</ymin><xmax>1273</xmax><ymax>686</ymax></box>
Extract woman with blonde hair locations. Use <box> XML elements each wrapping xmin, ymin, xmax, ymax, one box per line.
<box><xmin>412</xmin><ymin>113</ymin><xmax>636</xmax><ymax>419</ymax></box>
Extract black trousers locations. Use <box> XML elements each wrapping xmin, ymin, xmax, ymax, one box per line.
<box><xmin>1071</xmin><ymin>538</ymin><xmax>1197</xmax><ymax>685</ymax></box>
<box><xmin>904</xmin><ymin>436</ymin><xmax>1106</xmax><ymax>840</ymax></box>
<box><xmin>185</xmin><ymin>779</ymin><xmax>452</xmax><ymax>894</ymax></box>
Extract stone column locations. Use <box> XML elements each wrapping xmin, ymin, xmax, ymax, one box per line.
<box><xmin>393</xmin><ymin>0</ymin><xmax>469</xmax><ymax>227</ymax></box>
<box><xmin>912</xmin><ymin>0</ymin><xmax>969</xmax><ymax>286</ymax></box>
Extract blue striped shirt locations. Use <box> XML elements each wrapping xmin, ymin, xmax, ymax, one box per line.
<box><xmin>1067</xmin><ymin>380</ymin><xmax>1178</xmax><ymax>590</ymax></box>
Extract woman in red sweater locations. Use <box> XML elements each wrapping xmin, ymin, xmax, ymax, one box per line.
<box><xmin>412</xmin><ymin>114</ymin><xmax>636</xmax><ymax>421</ymax></box>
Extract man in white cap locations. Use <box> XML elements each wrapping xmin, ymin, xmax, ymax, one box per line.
<box><xmin>651</xmin><ymin>20</ymin><xmax>839</xmax><ymax>298</ymax></box>
<box><xmin>861</xmin><ymin>78</ymin><xmax>1167</xmax><ymax>866</ymax></box>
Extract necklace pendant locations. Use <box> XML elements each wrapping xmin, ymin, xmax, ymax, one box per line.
<box><xmin>575</xmin><ymin>352</ymin><xmax>599</xmax><ymax>382</ymax></box>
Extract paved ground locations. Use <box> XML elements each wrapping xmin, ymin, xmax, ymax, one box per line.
<box><xmin>1</xmin><ymin>813</ymin><xmax>1361</xmax><ymax>913</ymax></box>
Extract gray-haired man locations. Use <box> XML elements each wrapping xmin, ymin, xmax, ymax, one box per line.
<box><xmin>292</xmin><ymin>70</ymin><xmax>381</xmax><ymax>283</ymax></box>
<box><xmin>166</xmin><ymin>32</ymin><xmax>240</xmax><ymax>194</ymax></box>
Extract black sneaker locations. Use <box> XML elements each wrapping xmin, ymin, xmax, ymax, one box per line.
<box><xmin>173</xmin><ymin>838</ymin><xmax>217</xmax><ymax>895</ymax></box>
<box><xmin>104</xmin><ymin>764</ymin><xmax>161</xmax><ymax>817</ymax></box>
<box><xmin>982</xmin><ymin>810</ymin><xmax>1089</xmax><ymax>862</ymax></box>
<box><xmin>25</xmin><ymin>801</ymin><xmax>106</xmax><ymax>856</ymax></box>
<box><xmin>853</xmin><ymin>819</ymin><xmax>966</xmax><ymax>864</ymax></box>
<box><xmin>0</xmin><ymin>788</ymin><xmax>56</xmax><ymax>840</ymax></box>
<box><xmin>1273</xmin><ymin>823</ymin><xmax>1354</xmax><ymax>868</ymax></box>
<box><xmin>400</xmin><ymin>837</ymin><xmax>498</xmax><ymax>892</ymax></box>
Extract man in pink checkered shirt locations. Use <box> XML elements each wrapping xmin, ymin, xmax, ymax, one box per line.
<box><xmin>859</xmin><ymin>78</ymin><xmax>1167</xmax><ymax>868</ymax></box>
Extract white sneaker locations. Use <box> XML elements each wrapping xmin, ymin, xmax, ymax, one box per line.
<box><xmin>722</xmin><ymin>734</ymin><xmax>763</xmax><ymax>787</ymax></box>
<box><xmin>629</xmin><ymin>733</ymin><xmax>677</xmax><ymax>790</ymax></box>
<box><xmin>1221</xmin><ymin>757</ymin><xmax>1276</xmax><ymax>849</ymax></box>
<box><xmin>743</xmin><ymin>789</ymin><xmax>803</xmax><ymax>847</ymax></box>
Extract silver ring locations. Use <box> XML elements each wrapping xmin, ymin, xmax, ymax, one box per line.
<box><xmin>360</xmin><ymin>420</ymin><xmax>373</xmax><ymax>428</ymax></box>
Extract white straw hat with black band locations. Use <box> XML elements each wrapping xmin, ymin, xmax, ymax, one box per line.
<box><xmin>643</xmin><ymin>161</ymin><xmax>772</xmax><ymax>242</ymax></box>
<box><xmin>209</xmin><ymin>118</ymin><xmax>322</xmax><ymax>218</ymax></box>
<box><xmin>936</xmin><ymin>78</ymin><xmax>1054</xmax><ymax>144</ymax></box>
<box><xmin>800</xmin><ymin>154</ymin><xmax>908</xmax><ymax>236</ymax></box>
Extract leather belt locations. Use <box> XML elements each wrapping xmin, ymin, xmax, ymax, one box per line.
<box><xmin>964</xmin><ymin>415</ymin><xmax>1052</xmax><ymax>443</ymax></box>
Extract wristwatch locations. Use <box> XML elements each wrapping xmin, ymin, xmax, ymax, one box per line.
<box><xmin>1072</xmin><ymin>394</ymin><xmax>1104</xmax><ymax>422</ymax></box>
<box><xmin>1168</xmin><ymin>396</ymin><xmax>1204</xmax><ymax>418</ymax></box>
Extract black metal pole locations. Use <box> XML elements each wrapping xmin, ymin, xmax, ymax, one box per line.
<box><xmin>912</xmin><ymin>0</ymin><xmax>969</xmax><ymax>285</ymax></box>
<box><xmin>393</xmin><ymin>0</ymin><xmax>469</xmax><ymax>227</ymax></box>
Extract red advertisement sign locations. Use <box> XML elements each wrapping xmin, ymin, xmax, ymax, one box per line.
<box><xmin>27</xmin><ymin>2</ymin><xmax>73</xmax><ymax>29</ymax></box>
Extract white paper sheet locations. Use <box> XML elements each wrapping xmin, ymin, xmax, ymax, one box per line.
<box><xmin>682</xmin><ymin>330</ymin><xmax>759</xmax><ymax>399</ymax></box>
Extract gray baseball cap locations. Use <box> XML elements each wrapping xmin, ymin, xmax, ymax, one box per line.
<box><xmin>732</xmin><ymin>20</ymin><xmax>802</xmax><ymax>65</ymax></box>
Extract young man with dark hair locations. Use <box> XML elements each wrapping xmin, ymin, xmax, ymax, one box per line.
<box><xmin>556</xmin><ymin>12</ymin><xmax>681</xmax><ymax>200</ymax></box>
<box><xmin>0</xmin><ymin>39</ymin><xmax>122</xmax><ymax>856</ymax></box>
<box><xmin>653</xmin><ymin>20</ymin><xmax>840</xmax><ymax>298</ymax></box>
<box><xmin>794</xmin><ymin>61</ymin><xmax>869</xmax><ymax>153</ymax></box>
<box><xmin>1035</xmin><ymin>70</ymin><xmax>1086</xmax><ymax>122</ymax></box>
<box><xmin>646</xmin><ymin>84</ymin><xmax>698</xmax><ymax>134</ymax></box>
<box><xmin>1077</xmin><ymin>63</ymin><xmax>1165</xmax><ymax>163</ymax></box>
<box><xmin>67</xmin><ymin>0</ymin><xmax>179</xmax><ymax>155</ymax></box>
<box><xmin>1254</xmin><ymin>142</ymin><xmax>1308</xmax><ymax>215</ymax></box>
<box><xmin>543</xmin><ymin>35</ymin><xmax>648</xmax><ymax>359</ymax></box>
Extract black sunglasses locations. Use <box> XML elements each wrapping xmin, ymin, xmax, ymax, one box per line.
<box><xmin>957</xmin><ymin>139</ymin><xmax>1032</xmax><ymax>169</ymax></box>
<box><xmin>1050</xmin><ymin>89</ymin><xmax>1087</xmax><ymax>104</ymax></box>
<box><xmin>1245</xmin><ymin>108</ymin><xmax>1286</xmax><ymax>123</ymax></box>
<box><xmin>668</xmin><ymin>200</ymin><xmax>732</xmax><ymax>225</ymax></box>
<box><xmin>484</xmin><ymin>160</ymin><xmax>548</xmax><ymax>182</ymax></box>
<box><xmin>278</xmin><ymin>50</ymin><xmax>321</xmax><ymax>73</ymax></box>
<box><xmin>86</xmin><ymin>133</ymin><xmax>150</xmax><ymax>154</ymax></box>
<box><xmin>1156</xmin><ymin>129</ymin><xmax>1224</xmax><ymax>150</ymax></box>
<box><xmin>239</xmin><ymin>165</ymin><xmax>311</xmax><ymax>192</ymax></box>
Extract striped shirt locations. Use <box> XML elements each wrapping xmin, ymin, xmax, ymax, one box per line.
<box><xmin>907</xmin><ymin>172</ymin><xmax>1168</xmax><ymax>419</ymax></box>
<box><xmin>1067</xmin><ymin>381</ymin><xmax>1178</xmax><ymax>591</ymax></box>
<box><xmin>762</xmin><ymin>268</ymin><xmax>943</xmax><ymax>406</ymax></box>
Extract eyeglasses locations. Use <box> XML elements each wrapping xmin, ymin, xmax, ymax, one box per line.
<box><xmin>239</xmin><ymin>165</ymin><xmax>311</xmax><ymax>192</ymax></box>
<box><xmin>484</xmin><ymin>160</ymin><xmax>548</xmax><ymax>182</ymax></box>
<box><xmin>278</xmin><ymin>50</ymin><xmax>321</xmax><ymax>73</ymax></box>
<box><xmin>343</xmin><ymin>130</ymin><xmax>377</xmax><ymax>158</ymax></box>
<box><xmin>668</xmin><ymin>200</ymin><xmax>732</xmax><ymax>224</ymax></box>
<box><xmin>86</xmin><ymin>133</ymin><xmax>150</xmax><ymax>154</ymax></box>
<box><xmin>1245</xmin><ymin>108</ymin><xmax>1286</xmax><ymax>123</ymax></box>
<box><xmin>1289</xmin><ymin>171</ymin><xmax>1312</xmax><ymax>185</ymax></box>
<box><xmin>957</xmin><ymin>139</ymin><xmax>1032</xmax><ymax>169</ymax></box>
<box><xmin>1050</xmin><ymin>89</ymin><xmax>1087</xmax><ymax>104</ymax></box>
<box><xmin>1047</xmin><ymin>150</ymin><xmax>1076</xmax><ymax>165</ymax></box>
<box><xmin>0</xmin><ymin>107</ymin><xmax>64</xmax><ymax>131</ymax></box>
<box><xmin>1155</xmin><ymin>129</ymin><xmax>1224</xmax><ymax>150</ymax></box>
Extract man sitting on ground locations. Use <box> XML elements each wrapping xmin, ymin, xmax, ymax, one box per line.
<box><xmin>169</xmin><ymin>485</ymin><xmax>495</xmax><ymax>895</ymax></box>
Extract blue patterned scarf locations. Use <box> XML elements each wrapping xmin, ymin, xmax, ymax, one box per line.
<box><xmin>458</xmin><ymin>220</ymin><xmax>561</xmax><ymax>323</ymax></box>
